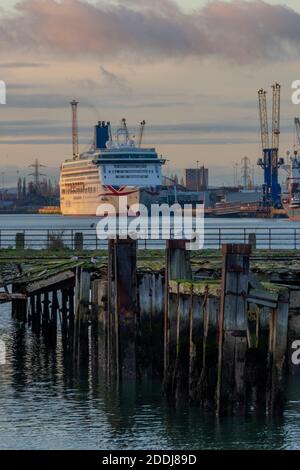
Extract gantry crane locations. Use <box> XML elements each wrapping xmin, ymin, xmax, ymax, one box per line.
<box><xmin>257</xmin><ymin>83</ymin><xmax>284</xmax><ymax>206</ymax></box>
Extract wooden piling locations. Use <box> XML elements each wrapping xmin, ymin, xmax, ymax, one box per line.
<box><xmin>74</xmin><ymin>268</ymin><xmax>91</xmax><ymax>366</ymax></box>
<box><xmin>267</xmin><ymin>290</ymin><xmax>289</xmax><ymax>414</ymax></box>
<box><xmin>199</xmin><ymin>296</ymin><xmax>219</xmax><ymax>410</ymax></box>
<box><xmin>138</xmin><ymin>273</ymin><xmax>164</xmax><ymax>377</ymax></box>
<box><xmin>216</xmin><ymin>244</ymin><xmax>251</xmax><ymax>416</ymax></box>
<box><xmin>61</xmin><ymin>289</ymin><xmax>69</xmax><ymax>341</ymax></box>
<box><xmin>11</xmin><ymin>283</ymin><xmax>27</xmax><ymax>323</ymax></box>
<box><xmin>42</xmin><ymin>292</ymin><xmax>50</xmax><ymax>330</ymax></box>
<box><xmin>164</xmin><ymin>240</ymin><xmax>192</xmax><ymax>400</ymax></box>
<box><xmin>108</xmin><ymin>238</ymin><xmax>138</xmax><ymax>380</ymax></box>
<box><xmin>91</xmin><ymin>277</ymin><xmax>109</xmax><ymax>376</ymax></box>
<box><xmin>189</xmin><ymin>291</ymin><xmax>204</xmax><ymax>404</ymax></box>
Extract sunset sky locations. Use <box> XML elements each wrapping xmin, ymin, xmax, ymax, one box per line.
<box><xmin>1</xmin><ymin>0</ymin><xmax>300</xmax><ymax>185</ymax></box>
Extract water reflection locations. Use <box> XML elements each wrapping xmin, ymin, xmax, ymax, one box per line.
<box><xmin>0</xmin><ymin>304</ymin><xmax>300</xmax><ymax>450</ymax></box>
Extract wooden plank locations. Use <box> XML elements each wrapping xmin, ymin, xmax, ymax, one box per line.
<box><xmin>0</xmin><ymin>292</ymin><xmax>27</xmax><ymax>302</ymax></box>
<box><xmin>25</xmin><ymin>270</ymin><xmax>75</xmax><ymax>295</ymax></box>
<box><xmin>247</xmin><ymin>288</ymin><xmax>278</xmax><ymax>308</ymax></box>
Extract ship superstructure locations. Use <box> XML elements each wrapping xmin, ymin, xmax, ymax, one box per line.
<box><xmin>282</xmin><ymin>155</ymin><xmax>300</xmax><ymax>220</ymax></box>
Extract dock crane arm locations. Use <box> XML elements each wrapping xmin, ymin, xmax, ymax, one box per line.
<box><xmin>272</xmin><ymin>83</ymin><xmax>281</xmax><ymax>151</ymax></box>
<box><xmin>258</xmin><ymin>89</ymin><xmax>269</xmax><ymax>152</ymax></box>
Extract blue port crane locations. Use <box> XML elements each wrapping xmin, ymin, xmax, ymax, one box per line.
<box><xmin>257</xmin><ymin>83</ymin><xmax>284</xmax><ymax>207</ymax></box>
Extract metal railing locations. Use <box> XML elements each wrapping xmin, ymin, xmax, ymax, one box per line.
<box><xmin>0</xmin><ymin>227</ymin><xmax>299</xmax><ymax>250</ymax></box>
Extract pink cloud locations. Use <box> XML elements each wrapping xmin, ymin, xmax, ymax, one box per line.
<box><xmin>0</xmin><ymin>0</ymin><xmax>299</xmax><ymax>64</ymax></box>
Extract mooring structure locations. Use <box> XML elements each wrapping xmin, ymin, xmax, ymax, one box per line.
<box><xmin>1</xmin><ymin>236</ymin><xmax>300</xmax><ymax>416</ymax></box>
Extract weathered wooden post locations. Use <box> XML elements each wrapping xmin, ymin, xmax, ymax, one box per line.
<box><xmin>68</xmin><ymin>287</ymin><xmax>75</xmax><ymax>353</ymax></box>
<box><xmin>74</xmin><ymin>268</ymin><xmax>91</xmax><ymax>366</ymax></box>
<box><xmin>11</xmin><ymin>283</ymin><xmax>27</xmax><ymax>323</ymax></box>
<box><xmin>199</xmin><ymin>295</ymin><xmax>219</xmax><ymax>410</ymax></box>
<box><xmin>267</xmin><ymin>289</ymin><xmax>289</xmax><ymax>414</ymax></box>
<box><xmin>188</xmin><ymin>288</ymin><xmax>204</xmax><ymax>404</ymax></box>
<box><xmin>90</xmin><ymin>277</ymin><xmax>108</xmax><ymax>376</ymax></box>
<box><xmin>35</xmin><ymin>293</ymin><xmax>42</xmax><ymax>332</ymax></box>
<box><xmin>29</xmin><ymin>295</ymin><xmax>35</xmax><ymax>329</ymax></box>
<box><xmin>163</xmin><ymin>240</ymin><xmax>192</xmax><ymax>400</ymax></box>
<box><xmin>138</xmin><ymin>272</ymin><xmax>164</xmax><ymax>378</ymax></box>
<box><xmin>42</xmin><ymin>292</ymin><xmax>50</xmax><ymax>331</ymax></box>
<box><xmin>50</xmin><ymin>290</ymin><xmax>58</xmax><ymax>346</ymax></box>
<box><xmin>61</xmin><ymin>289</ymin><xmax>69</xmax><ymax>344</ymax></box>
<box><xmin>216</xmin><ymin>244</ymin><xmax>251</xmax><ymax>416</ymax></box>
<box><xmin>108</xmin><ymin>238</ymin><xmax>138</xmax><ymax>380</ymax></box>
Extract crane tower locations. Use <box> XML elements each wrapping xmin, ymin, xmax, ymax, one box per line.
<box><xmin>257</xmin><ymin>83</ymin><xmax>284</xmax><ymax>207</ymax></box>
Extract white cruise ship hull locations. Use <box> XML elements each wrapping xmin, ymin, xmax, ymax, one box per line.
<box><xmin>61</xmin><ymin>190</ymin><xmax>140</xmax><ymax>216</ymax></box>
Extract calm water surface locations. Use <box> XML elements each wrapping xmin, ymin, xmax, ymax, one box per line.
<box><xmin>0</xmin><ymin>304</ymin><xmax>300</xmax><ymax>450</ymax></box>
<box><xmin>0</xmin><ymin>215</ymin><xmax>300</xmax><ymax>449</ymax></box>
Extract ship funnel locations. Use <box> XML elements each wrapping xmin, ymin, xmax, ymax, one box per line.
<box><xmin>94</xmin><ymin>121</ymin><xmax>110</xmax><ymax>150</ymax></box>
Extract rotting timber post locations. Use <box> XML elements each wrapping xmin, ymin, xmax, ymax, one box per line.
<box><xmin>108</xmin><ymin>237</ymin><xmax>138</xmax><ymax>381</ymax></box>
<box><xmin>217</xmin><ymin>244</ymin><xmax>251</xmax><ymax>416</ymax></box>
<box><xmin>163</xmin><ymin>240</ymin><xmax>193</xmax><ymax>401</ymax></box>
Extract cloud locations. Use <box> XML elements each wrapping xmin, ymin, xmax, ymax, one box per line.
<box><xmin>0</xmin><ymin>0</ymin><xmax>299</xmax><ymax>64</ymax></box>
<box><xmin>99</xmin><ymin>66</ymin><xmax>131</xmax><ymax>92</ymax></box>
<box><xmin>0</xmin><ymin>62</ymin><xmax>48</xmax><ymax>68</ymax></box>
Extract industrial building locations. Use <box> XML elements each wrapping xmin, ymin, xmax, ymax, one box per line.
<box><xmin>185</xmin><ymin>167</ymin><xmax>209</xmax><ymax>191</ymax></box>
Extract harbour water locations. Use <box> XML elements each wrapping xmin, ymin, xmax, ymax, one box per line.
<box><xmin>1</xmin><ymin>214</ymin><xmax>300</xmax><ymax>450</ymax></box>
<box><xmin>0</xmin><ymin>213</ymin><xmax>300</xmax><ymax>250</ymax></box>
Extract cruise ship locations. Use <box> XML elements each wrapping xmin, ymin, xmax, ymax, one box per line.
<box><xmin>60</xmin><ymin>120</ymin><xmax>165</xmax><ymax>216</ymax></box>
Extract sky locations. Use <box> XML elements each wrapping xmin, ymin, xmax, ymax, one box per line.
<box><xmin>1</xmin><ymin>0</ymin><xmax>300</xmax><ymax>186</ymax></box>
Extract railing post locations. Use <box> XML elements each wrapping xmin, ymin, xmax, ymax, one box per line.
<box><xmin>15</xmin><ymin>233</ymin><xmax>25</xmax><ymax>250</ymax></box>
<box><xmin>74</xmin><ymin>232</ymin><xmax>84</xmax><ymax>251</ymax></box>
